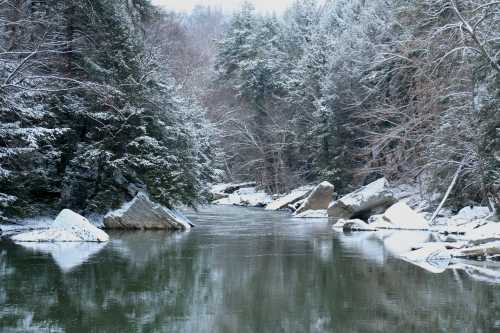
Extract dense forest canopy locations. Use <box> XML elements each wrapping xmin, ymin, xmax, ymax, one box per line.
<box><xmin>0</xmin><ymin>0</ymin><xmax>498</xmax><ymax>219</ymax></box>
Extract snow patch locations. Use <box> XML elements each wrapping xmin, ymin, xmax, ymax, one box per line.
<box><xmin>12</xmin><ymin>209</ymin><xmax>109</xmax><ymax>242</ymax></box>
<box><xmin>294</xmin><ymin>209</ymin><xmax>328</xmax><ymax>218</ymax></box>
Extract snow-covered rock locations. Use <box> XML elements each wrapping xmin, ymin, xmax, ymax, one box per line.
<box><xmin>452</xmin><ymin>206</ymin><xmax>492</xmax><ymax>222</ymax></box>
<box><xmin>463</xmin><ymin>222</ymin><xmax>500</xmax><ymax>245</ymax></box>
<box><xmin>210</xmin><ymin>182</ymin><xmax>256</xmax><ymax>200</ymax></box>
<box><xmin>369</xmin><ymin>219</ymin><xmax>394</xmax><ymax>230</ymax></box>
<box><xmin>294</xmin><ymin>209</ymin><xmax>328</xmax><ymax>218</ymax></box>
<box><xmin>342</xmin><ymin>219</ymin><xmax>377</xmax><ymax>231</ymax></box>
<box><xmin>12</xmin><ymin>229</ymin><xmax>82</xmax><ymax>242</ymax></box>
<box><xmin>104</xmin><ymin>192</ymin><xmax>191</xmax><ymax>230</ymax></box>
<box><xmin>401</xmin><ymin>244</ymin><xmax>451</xmax><ymax>273</ymax></box>
<box><xmin>438</xmin><ymin>219</ymin><xmax>487</xmax><ymax>236</ymax></box>
<box><xmin>382</xmin><ymin>201</ymin><xmax>429</xmax><ymax>230</ymax></box>
<box><xmin>328</xmin><ymin>178</ymin><xmax>395</xmax><ymax>219</ymax></box>
<box><xmin>265</xmin><ymin>185</ymin><xmax>314</xmax><ymax>211</ymax></box>
<box><xmin>12</xmin><ymin>209</ymin><xmax>109</xmax><ymax>242</ymax></box>
<box><xmin>294</xmin><ymin>181</ymin><xmax>335</xmax><ymax>215</ymax></box>
<box><xmin>437</xmin><ymin>207</ymin><xmax>493</xmax><ymax>235</ymax></box>
<box><xmin>213</xmin><ymin>187</ymin><xmax>272</xmax><ymax>207</ymax></box>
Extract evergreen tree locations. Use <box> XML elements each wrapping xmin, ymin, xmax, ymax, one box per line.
<box><xmin>0</xmin><ymin>0</ymin><xmax>217</xmax><ymax>218</ymax></box>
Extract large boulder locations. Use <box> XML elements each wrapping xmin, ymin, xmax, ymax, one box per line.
<box><xmin>104</xmin><ymin>192</ymin><xmax>191</xmax><ymax>230</ymax></box>
<box><xmin>327</xmin><ymin>178</ymin><xmax>396</xmax><ymax>219</ymax></box>
<box><xmin>382</xmin><ymin>201</ymin><xmax>429</xmax><ymax>230</ymax></box>
<box><xmin>294</xmin><ymin>182</ymin><xmax>335</xmax><ymax>215</ymax></box>
<box><xmin>265</xmin><ymin>185</ymin><xmax>314</xmax><ymax>211</ymax></box>
<box><xmin>11</xmin><ymin>209</ymin><xmax>109</xmax><ymax>242</ymax></box>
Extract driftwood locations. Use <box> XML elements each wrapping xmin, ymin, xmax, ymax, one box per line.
<box><xmin>452</xmin><ymin>242</ymin><xmax>500</xmax><ymax>258</ymax></box>
<box><xmin>430</xmin><ymin>159</ymin><xmax>465</xmax><ymax>225</ymax></box>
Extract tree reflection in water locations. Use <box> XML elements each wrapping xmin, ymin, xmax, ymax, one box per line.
<box><xmin>0</xmin><ymin>206</ymin><xmax>499</xmax><ymax>333</ymax></box>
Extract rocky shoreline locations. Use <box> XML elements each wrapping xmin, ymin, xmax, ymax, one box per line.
<box><xmin>210</xmin><ymin>178</ymin><xmax>500</xmax><ymax>271</ymax></box>
<box><xmin>1</xmin><ymin>192</ymin><xmax>193</xmax><ymax>245</ymax></box>
<box><xmin>1</xmin><ymin>179</ymin><xmax>498</xmax><ymax>274</ymax></box>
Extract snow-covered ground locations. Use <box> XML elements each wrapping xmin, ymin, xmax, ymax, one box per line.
<box><xmin>213</xmin><ymin>186</ymin><xmax>273</xmax><ymax>207</ymax></box>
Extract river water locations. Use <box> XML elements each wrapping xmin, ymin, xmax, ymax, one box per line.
<box><xmin>0</xmin><ymin>206</ymin><xmax>499</xmax><ymax>332</ymax></box>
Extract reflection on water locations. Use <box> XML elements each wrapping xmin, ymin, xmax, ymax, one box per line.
<box><xmin>0</xmin><ymin>206</ymin><xmax>499</xmax><ymax>333</ymax></box>
<box><xmin>17</xmin><ymin>242</ymin><xmax>108</xmax><ymax>272</ymax></box>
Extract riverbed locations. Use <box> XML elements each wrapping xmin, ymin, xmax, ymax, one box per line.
<box><xmin>0</xmin><ymin>206</ymin><xmax>499</xmax><ymax>332</ymax></box>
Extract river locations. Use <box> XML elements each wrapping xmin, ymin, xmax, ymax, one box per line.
<box><xmin>0</xmin><ymin>206</ymin><xmax>499</xmax><ymax>332</ymax></box>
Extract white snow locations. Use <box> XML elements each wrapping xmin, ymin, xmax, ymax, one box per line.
<box><xmin>463</xmin><ymin>222</ymin><xmax>500</xmax><ymax>243</ymax></box>
<box><xmin>338</xmin><ymin>178</ymin><xmax>390</xmax><ymax>207</ymax></box>
<box><xmin>12</xmin><ymin>209</ymin><xmax>109</xmax><ymax>242</ymax></box>
<box><xmin>294</xmin><ymin>209</ymin><xmax>328</xmax><ymax>218</ymax></box>
<box><xmin>451</xmin><ymin>206</ymin><xmax>492</xmax><ymax>222</ymax></box>
<box><xmin>210</xmin><ymin>182</ymin><xmax>256</xmax><ymax>195</ymax></box>
<box><xmin>437</xmin><ymin>219</ymin><xmax>487</xmax><ymax>235</ymax></box>
<box><xmin>213</xmin><ymin>187</ymin><xmax>272</xmax><ymax>207</ymax></box>
<box><xmin>12</xmin><ymin>229</ymin><xmax>82</xmax><ymax>242</ymax></box>
<box><xmin>369</xmin><ymin>219</ymin><xmax>394</xmax><ymax>229</ymax></box>
<box><xmin>382</xmin><ymin>201</ymin><xmax>429</xmax><ymax>230</ymax></box>
<box><xmin>0</xmin><ymin>193</ymin><xmax>16</xmax><ymax>206</ymax></box>
<box><xmin>265</xmin><ymin>185</ymin><xmax>314</xmax><ymax>210</ymax></box>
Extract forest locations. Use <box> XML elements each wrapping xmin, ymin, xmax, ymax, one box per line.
<box><xmin>1</xmin><ymin>0</ymin><xmax>499</xmax><ymax>220</ymax></box>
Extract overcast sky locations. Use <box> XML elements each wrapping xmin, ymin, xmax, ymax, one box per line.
<box><xmin>151</xmin><ymin>0</ymin><xmax>291</xmax><ymax>13</ymax></box>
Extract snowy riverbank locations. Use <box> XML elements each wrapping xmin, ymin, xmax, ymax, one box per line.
<box><xmin>210</xmin><ymin>179</ymin><xmax>500</xmax><ymax>270</ymax></box>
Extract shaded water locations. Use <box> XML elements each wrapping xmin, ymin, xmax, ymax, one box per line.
<box><xmin>0</xmin><ymin>206</ymin><xmax>499</xmax><ymax>332</ymax></box>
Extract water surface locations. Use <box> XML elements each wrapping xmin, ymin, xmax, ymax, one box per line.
<box><xmin>1</xmin><ymin>206</ymin><xmax>499</xmax><ymax>332</ymax></box>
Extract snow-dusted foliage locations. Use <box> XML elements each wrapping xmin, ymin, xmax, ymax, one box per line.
<box><xmin>0</xmin><ymin>1</ymin><xmax>217</xmax><ymax>218</ymax></box>
<box><xmin>214</xmin><ymin>0</ymin><xmax>499</xmax><ymax>211</ymax></box>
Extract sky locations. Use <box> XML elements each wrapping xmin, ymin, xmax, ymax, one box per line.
<box><xmin>151</xmin><ymin>0</ymin><xmax>291</xmax><ymax>14</ymax></box>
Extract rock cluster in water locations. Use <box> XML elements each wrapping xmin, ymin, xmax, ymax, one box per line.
<box><xmin>211</xmin><ymin>178</ymin><xmax>500</xmax><ymax>270</ymax></box>
<box><xmin>7</xmin><ymin>192</ymin><xmax>193</xmax><ymax>243</ymax></box>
